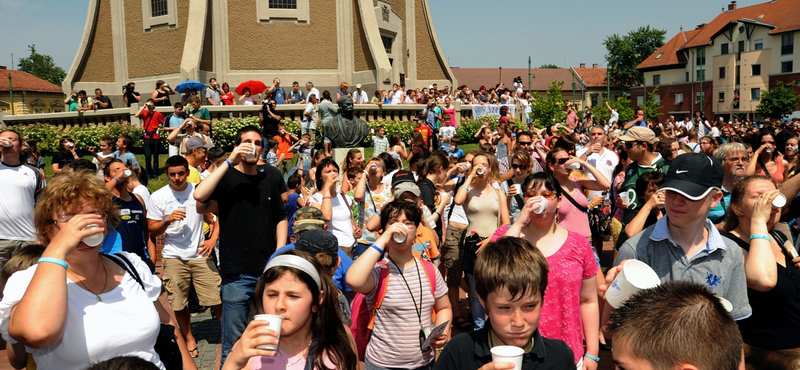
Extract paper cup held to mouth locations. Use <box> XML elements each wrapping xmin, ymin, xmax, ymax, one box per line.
<box><xmin>491</xmin><ymin>346</ymin><xmax>524</xmax><ymax>370</ymax></box>
<box><xmin>253</xmin><ymin>314</ymin><xmax>283</xmax><ymax>350</ymax></box>
<box><xmin>606</xmin><ymin>260</ymin><xmax>661</xmax><ymax>309</ymax></box>
<box><xmin>82</xmin><ymin>224</ymin><xmax>105</xmax><ymax>247</ymax></box>
<box><xmin>773</xmin><ymin>193</ymin><xmax>787</xmax><ymax>208</ymax></box>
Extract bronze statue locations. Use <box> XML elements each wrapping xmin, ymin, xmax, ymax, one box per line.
<box><xmin>324</xmin><ymin>95</ymin><xmax>368</xmax><ymax>148</ymax></box>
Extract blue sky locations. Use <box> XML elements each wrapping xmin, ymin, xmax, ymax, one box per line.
<box><xmin>0</xmin><ymin>0</ymin><xmax>763</xmax><ymax>72</ymax></box>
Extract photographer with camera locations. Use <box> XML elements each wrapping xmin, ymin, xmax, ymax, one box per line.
<box><xmin>259</xmin><ymin>99</ymin><xmax>284</xmax><ymax>139</ymax></box>
<box><xmin>123</xmin><ymin>82</ymin><xmax>141</xmax><ymax>107</ymax></box>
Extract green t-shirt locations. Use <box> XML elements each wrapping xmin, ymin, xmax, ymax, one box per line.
<box><xmin>67</xmin><ymin>97</ymin><xmax>80</xmax><ymax>112</ymax></box>
<box><xmin>188</xmin><ymin>106</ymin><xmax>210</xmax><ymax>121</ymax></box>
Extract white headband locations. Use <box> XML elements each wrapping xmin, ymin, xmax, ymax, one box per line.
<box><xmin>264</xmin><ymin>255</ymin><xmax>321</xmax><ymax>289</ymax></box>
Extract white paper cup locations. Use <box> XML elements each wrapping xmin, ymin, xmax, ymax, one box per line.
<box><xmin>177</xmin><ymin>206</ymin><xmax>186</xmax><ymax>213</ymax></box>
<box><xmin>491</xmin><ymin>346</ymin><xmax>524</xmax><ymax>370</ymax></box>
<box><xmin>533</xmin><ymin>199</ymin><xmax>548</xmax><ymax>214</ymax></box>
<box><xmin>512</xmin><ymin>184</ymin><xmax>522</xmax><ymax>195</ymax></box>
<box><xmin>566</xmin><ymin>162</ymin><xmax>581</xmax><ymax>170</ymax></box>
<box><xmin>253</xmin><ymin>314</ymin><xmax>283</xmax><ymax>350</ymax></box>
<box><xmin>392</xmin><ymin>224</ymin><xmax>408</xmax><ymax>243</ymax></box>
<box><xmin>122</xmin><ymin>169</ymin><xmax>132</xmax><ymax>178</ymax></box>
<box><xmin>718</xmin><ymin>296</ymin><xmax>733</xmax><ymax>312</ymax></box>
<box><xmin>82</xmin><ymin>224</ymin><xmax>104</xmax><ymax>247</ymax></box>
<box><xmin>619</xmin><ymin>189</ymin><xmax>636</xmax><ymax>207</ymax></box>
<box><xmin>606</xmin><ymin>260</ymin><xmax>661</xmax><ymax>309</ymax></box>
<box><xmin>773</xmin><ymin>193</ymin><xmax>787</xmax><ymax>208</ymax></box>
<box><xmin>245</xmin><ymin>144</ymin><xmax>256</xmax><ymax>160</ymax></box>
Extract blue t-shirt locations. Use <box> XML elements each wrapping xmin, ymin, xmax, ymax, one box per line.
<box><xmin>167</xmin><ymin>114</ymin><xmax>185</xmax><ymax>128</ymax></box>
<box><xmin>286</xmin><ymin>193</ymin><xmax>300</xmax><ymax>238</ymax></box>
<box><xmin>273</xmin><ymin>88</ymin><xmax>287</xmax><ymax>104</ymax></box>
<box><xmin>270</xmin><ymin>243</ymin><xmax>353</xmax><ymax>292</ymax></box>
<box><xmin>288</xmin><ymin>90</ymin><xmax>305</xmax><ymax>104</ymax></box>
<box><xmin>448</xmin><ymin>148</ymin><xmax>465</xmax><ymax>159</ymax></box>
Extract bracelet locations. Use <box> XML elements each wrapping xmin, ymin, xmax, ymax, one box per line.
<box><xmin>226</xmin><ymin>158</ymin><xmax>232</xmax><ymax>168</ymax></box>
<box><xmin>113</xmin><ymin>177</ymin><xmax>119</xmax><ymax>183</ymax></box>
<box><xmin>434</xmin><ymin>210</ymin><xmax>441</xmax><ymax>217</ymax></box>
<box><xmin>584</xmin><ymin>354</ymin><xmax>600</xmax><ymax>362</ymax></box>
<box><xmin>38</xmin><ymin>257</ymin><xmax>68</xmax><ymax>269</ymax></box>
<box><xmin>749</xmin><ymin>234</ymin><xmax>771</xmax><ymax>241</ymax></box>
<box><xmin>163</xmin><ymin>218</ymin><xmax>170</xmax><ymax>226</ymax></box>
<box><xmin>460</xmin><ymin>185</ymin><xmax>470</xmax><ymax>192</ymax></box>
<box><xmin>370</xmin><ymin>243</ymin><xmax>384</xmax><ymax>255</ymax></box>
<box><xmin>323</xmin><ymin>196</ymin><xmax>332</xmax><ymax>200</ymax></box>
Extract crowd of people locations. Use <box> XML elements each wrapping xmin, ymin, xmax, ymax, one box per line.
<box><xmin>2</xmin><ymin>75</ymin><xmax>800</xmax><ymax>370</ymax></box>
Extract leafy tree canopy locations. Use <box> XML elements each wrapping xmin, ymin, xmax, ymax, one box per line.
<box><xmin>530</xmin><ymin>80</ymin><xmax>567</xmax><ymax>129</ymax></box>
<box><xmin>539</xmin><ymin>64</ymin><xmax>561</xmax><ymax>69</ymax></box>
<box><xmin>756</xmin><ymin>81</ymin><xmax>799</xmax><ymax>119</ymax></box>
<box><xmin>604</xmin><ymin>26</ymin><xmax>666</xmax><ymax>87</ymax></box>
<box><xmin>17</xmin><ymin>44</ymin><xmax>67</xmax><ymax>87</ymax></box>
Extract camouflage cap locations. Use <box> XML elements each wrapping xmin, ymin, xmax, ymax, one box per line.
<box><xmin>293</xmin><ymin>207</ymin><xmax>325</xmax><ymax>233</ymax></box>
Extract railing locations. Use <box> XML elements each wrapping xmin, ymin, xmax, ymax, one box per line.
<box><xmin>0</xmin><ymin>101</ymin><xmax>523</xmax><ymax>129</ymax></box>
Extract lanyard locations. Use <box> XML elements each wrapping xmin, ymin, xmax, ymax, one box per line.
<box><xmin>387</xmin><ymin>256</ymin><xmax>423</xmax><ymax>326</ymax></box>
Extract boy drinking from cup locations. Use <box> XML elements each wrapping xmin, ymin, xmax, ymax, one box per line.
<box><xmin>434</xmin><ymin>236</ymin><xmax>574</xmax><ymax>370</ymax></box>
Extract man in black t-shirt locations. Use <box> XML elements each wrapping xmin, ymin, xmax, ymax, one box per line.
<box><xmin>258</xmin><ymin>99</ymin><xmax>284</xmax><ymax>138</ymax></box>
<box><xmin>123</xmin><ymin>82</ymin><xmax>141</xmax><ymax>107</ymax></box>
<box><xmin>194</xmin><ymin>125</ymin><xmax>288</xmax><ymax>365</ymax></box>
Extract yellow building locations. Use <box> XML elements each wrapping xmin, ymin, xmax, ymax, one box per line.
<box><xmin>64</xmin><ymin>0</ymin><xmax>456</xmax><ymax>105</ymax></box>
<box><xmin>0</xmin><ymin>66</ymin><xmax>66</xmax><ymax>115</ymax></box>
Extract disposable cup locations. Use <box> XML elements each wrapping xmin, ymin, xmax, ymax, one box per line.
<box><xmin>253</xmin><ymin>314</ymin><xmax>283</xmax><ymax>350</ymax></box>
<box><xmin>392</xmin><ymin>224</ymin><xmax>408</xmax><ymax>243</ymax></box>
<box><xmin>177</xmin><ymin>206</ymin><xmax>186</xmax><ymax>213</ymax></box>
<box><xmin>718</xmin><ymin>296</ymin><xmax>733</xmax><ymax>312</ymax></box>
<box><xmin>122</xmin><ymin>169</ymin><xmax>132</xmax><ymax>178</ymax></box>
<box><xmin>606</xmin><ymin>260</ymin><xmax>661</xmax><ymax>309</ymax></box>
<box><xmin>512</xmin><ymin>184</ymin><xmax>522</xmax><ymax>195</ymax></box>
<box><xmin>773</xmin><ymin>193</ymin><xmax>787</xmax><ymax>208</ymax></box>
<box><xmin>245</xmin><ymin>144</ymin><xmax>256</xmax><ymax>160</ymax></box>
<box><xmin>82</xmin><ymin>224</ymin><xmax>104</xmax><ymax>247</ymax></box>
<box><xmin>491</xmin><ymin>346</ymin><xmax>524</xmax><ymax>370</ymax></box>
<box><xmin>533</xmin><ymin>199</ymin><xmax>548</xmax><ymax>214</ymax></box>
<box><xmin>566</xmin><ymin>162</ymin><xmax>581</xmax><ymax>170</ymax></box>
<box><xmin>0</xmin><ymin>139</ymin><xmax>11</xmax><ymax>148</ymax></box>
<box><xmin>619</xmin><ymin>189</ymin><xmax>636</xmax><ymax>207</ymax></box>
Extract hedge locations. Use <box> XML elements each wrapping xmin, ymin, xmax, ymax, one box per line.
<box><xmin>10</xmin><ymin>115</ymin><xmax>526</xmax><ymax>155</ymax></box>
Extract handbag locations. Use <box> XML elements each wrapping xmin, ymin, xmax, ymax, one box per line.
<box><xmin>589</xmin><ymin>191</ymin><xmax>612</xmax><ymax>236</ymax></box>
<box><xmin>105</xmin><ymin>253</ymin><xmax>184</xmax><ymax>370</ymax></box>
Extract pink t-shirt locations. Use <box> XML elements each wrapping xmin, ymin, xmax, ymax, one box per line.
<box><xmin>251</xmin><ymin>349</ymin><xmax>337</xmax><ymax>369</ymax></box>
<box><xmin>538</xmin><ymin>231</ymin><xmax>597</xmax><ymax>363</ymax></box>
<box><xmin>557</xmin><ymin>181</ymin><xmax>591</xmax><ymax>238</ymax></box>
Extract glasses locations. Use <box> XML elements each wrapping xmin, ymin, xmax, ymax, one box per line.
<box><xmin>511</xmin><ymin>164</ymin><xmax>525</xmax><ymax>170</ymax></box>
<box><xmin>726</xmin><ymin>156</ymin><xmax>748</xmax><ymax>163</ymax></box>
<box><xmin>557</xmin><ymin>158</ymin><xmax>569</xmax><ymax>165</ymax></box>
<box><xmin>51</xmin><ymin>211</ymin><xmax>107</xmax><ymax>225</ymax></box>
<box><xmin>518</xmin><ymin>141</ymin><xmax>532</xmax><ymax>146</ymax></box>
<box><xmin>624</xmin><ymin>141</ymin><xmax>640</xmax><ymax>149</ymax></box>
<box><xmin>524</xmin><ymin>190</ymin><xmax>556</xmax><ymax>201</ymax></box>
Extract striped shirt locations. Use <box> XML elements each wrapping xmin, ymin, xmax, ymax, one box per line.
<box><xmin>366</xmin><ymin>260</ymin><xmax>447</xmax><ymax>368</ymax></box>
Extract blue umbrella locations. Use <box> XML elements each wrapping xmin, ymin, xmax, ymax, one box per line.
<box><xmin>174</xmin><ymin>80</ymin><xmax>206</xmax><ymax>94</ymax></box>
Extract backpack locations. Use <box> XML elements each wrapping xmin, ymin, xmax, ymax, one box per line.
<box><xmin>349</xmin><ymin>259</ymin><xmax>437</xmax><ymax>361</ymax></box>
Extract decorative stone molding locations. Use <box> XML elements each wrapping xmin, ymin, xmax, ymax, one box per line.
<box><xmin>141</xmin><ymin>0</ymin><xmax>178</xmax><ymax>32</ymax></box>
<box><xmin>256</xmin><ymin>0</ymin><xmax>309</xmax><ymax>23</ymax></box>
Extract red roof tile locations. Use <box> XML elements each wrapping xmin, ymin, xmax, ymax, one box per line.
<box><xmin>639</xmin><ymin>0</ymin><xmax>800</xmax><ymax>70</ymax></box>
<box><xmin>451</xmin><ymin>67</ymin><xmax>576</xmax><ymax>92</ymax></box>
<box><xmin>0</xmin><ymin>68</ymin><xmax>63</xmax><ymax>94</ymax></box>
<box><xmin>571</xmin><ymin>67</ymin><xmax>609</xmax><ymax>87</ymax></box>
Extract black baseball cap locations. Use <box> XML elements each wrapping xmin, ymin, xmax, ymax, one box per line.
<box><xmin>391</xmin><ymin>170</ymin><xmax>415</xmax><ymax>187</ymax></box>
<box><xmin>661</xmin><ymin>153</ymin><xmax>723</xmax><ymax>200</ymax></box>
<box><xmin>295</xmin><ymin>229</ymin><xmax>338</xmax><ymax>258</ymax></box>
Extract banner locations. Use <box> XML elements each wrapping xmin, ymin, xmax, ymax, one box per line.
<box><xmin>471</xmin><ymin>104</ymin><xmax>515</xmax><ymax>118</ymax></box>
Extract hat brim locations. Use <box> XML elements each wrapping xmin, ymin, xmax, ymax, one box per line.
<box><xmin>661</xmin><ymin>179</ymin><xmax>718</xmax><ymax>201</ymax></box>
<box><xmin>293</xmin><ymin>221</ymin><xmax>324</xmax><ymax>233</ymax></box>
<box><xmin>617</xmin><ymin>133</ymin><xmax>653</xmax><ymax>144</ymax></box>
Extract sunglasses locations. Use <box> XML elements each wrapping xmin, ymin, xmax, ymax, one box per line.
<box><xmin>518</xmin><ymin>141</ymin><xmax>532</xmax><ymax>146</ymax></box>
<box><xmin>524</xmin><ymin>191</ymin><xmax>556</xmax><ymax>201</ymax></box>
<box><xmin>557</xmin><ymin>158</ymin><xmax>569</xmax><ymax>165</ymax></box>
<box><xmin>624</xmin><ymin>141</ymin><xmax>640</xmax><ymax>149</ymax></box>
<box><xmin>511</xmin><ymin>164</ymin><xmax>524</xmax><ymax>170</ymax></box>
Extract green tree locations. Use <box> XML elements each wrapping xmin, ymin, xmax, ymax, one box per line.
<box><xmin>539</xmin><ymin>64</ymin><xmax>560</xmax><ymax>69</ymax></box>
<box><xmin>17</xmin><ymin>44</ymin><xmax>67</xmax><ymax>87</ymax></box>
<box><xmin>603</xmin><ymin>26</ymin><xmax>666</xmax><ymax>87</ymax></box>
<box><xmin>640</xmin><ymin>86</ymin><xmax>664</xmax><ymax>120</ymax></box>
<box><xmin>756</xmin><ymin>81</ymin><xmax>799</xmax><ymax>119</ymax></box>
<box><xmin>594</xmin><ymin>96</ymin><xmax>635</xmax><ymax>125</ymax></box>
<box><xmin>530</xmin><ymin>80</ymin><xmax>567</xmax><ymax>129</ymax></box>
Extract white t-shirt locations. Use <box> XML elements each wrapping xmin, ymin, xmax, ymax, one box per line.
<box><xmin>390</xmin><ymin>90</ymin><xmax>403</xmax><ymax>104</ymax></box>
<box><xmin>132</xmin><ymin>184</ymin><xmax>151</xmax><ymax>209</ymax></box>
<box><xmin>147</xmin><ymin>183</ymin><xmax>205</xmax><ymax>260</ymax></box>
<box><xmin>609</xmin><ymin>110</ymin><xmax>619</xmax><ymax>125</ymax></box>
<box><xmin>0</xmin><ymin>162</ymin><xmax>44</xmax><ymax>241</ymax></box>
<box><xmin>576</xmin><ymin>147</ymin><xmax>619</xmax><ymax>200</ymax></box>
<box><xmin>93</xmin><ymin>152</ymin><xmax>115</xmax><ymax>178</ymax></box>
<box><xmin>710</xmin><ymin>126</ymin><xmax>721</xmax><ymax>137</ymax></box>
<box><xmin>439</xmin><ymin>126</ymin><xmax>456</xmax><ymax>139</ymax></box>
<box><xmin>303</xmin><ymin>102</ymin><xmax>317</xmax><ymax>130</ymax></box>
<box><xmin>353</xmin><ymin>90</ymin><xmax>369</xmax><ymax>104</ymax></box>
<box><xmin>307</xmin><ymin>88</ymin><xmax>320</xmax><ymax>102</ymax></box>
<box><xmin>311</xmin><ymin>192</ymin><xmax>356</xmax><ymax>247</ymax></box>
<box><xmin>0</xmin><ymin>252</ymin><xmax>164</xmax><ymax>370</ymax></box>
<box><xmin>242</xmin><ymin>96</ymin><xmax>257</xmax><ymax>105</ymax></box>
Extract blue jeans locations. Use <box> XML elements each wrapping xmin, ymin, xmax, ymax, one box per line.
<box><xmin>143</xmin><ymin>137</ymin><xmax>159</xmax><ymax>177</ymax></box>
<box><xmin>220</xmin><ymin>273</ymin><xmax>260</xmax><ymax>369</ymax></box>
<box><xmin>465</xmin><ymin>273</ymin><xmax>485</xmax><ymax>331</ymax></box>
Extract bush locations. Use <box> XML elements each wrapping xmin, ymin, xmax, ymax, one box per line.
<box><xmin>456</xmin><ymin>116</ymin><xmax>526</xmax><ymax>144</ymax></box>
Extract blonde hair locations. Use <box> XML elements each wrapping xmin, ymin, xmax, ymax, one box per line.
<box><xmin>472</xmin><ymin>151</ymin><xmax>501</xmax><ymax>183</ymax></box>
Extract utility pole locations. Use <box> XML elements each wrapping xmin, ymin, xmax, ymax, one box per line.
<box><xmin>572</xmin><ymin>74</ymin><xmax>576</xmax><ymax>105</ymax></box>
<box><xmin>528</xmin><ymin>57</ymin><xmax>531</xmax><ymax>94</ymax></box>
<box><xmin>8</xmin><ymin>73</ymin><xmax>14</xmax><ymax>115</ymax></box>
<box><xmin>499</xmin><ymin>67</ymin><xmax>502</xmax><ymax>86</ymax></box>
<box><xmin>607</xmin><ymin>66</ymin><xmax>610</xmax><ymax>101</ymax></box>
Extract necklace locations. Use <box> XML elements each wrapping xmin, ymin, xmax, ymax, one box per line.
<box><xmin>68</xmin><ymin>260</ymin><xmax>108</xmax><ymax>302</ymax></box>
<box><xmin>277</xmin><ymin>339</ymin><xmax>312</xmax><ymax>369</ymax></box>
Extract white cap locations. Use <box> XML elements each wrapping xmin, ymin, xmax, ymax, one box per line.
<box><xmin>356</xmin><ymin>84</ymin><xmax>362</xmax><ymax>89</ymax></box>
<box><xmin>429</xmin><ymin>85</ymin><xmax>434</xmax><ymax>89</ymax></box>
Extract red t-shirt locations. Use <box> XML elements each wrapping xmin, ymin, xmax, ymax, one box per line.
<box><xmin>220</xmin><ymin>92</ymin><xmax>235</xmax><ymax>105</ymax></box>
<box><xmin>141</xmin><ymin>110</ymin><xmax>165</xmax><ymax>139</ymax></box>
<box><xmin>414</xmin><ymin>125</ymin><xmax>433</xmax><ymax>149</ymax></box>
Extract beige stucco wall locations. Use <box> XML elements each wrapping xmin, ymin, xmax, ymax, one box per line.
<box><xmin>740</xmin><ymin>49</ymin><xmax>770</xmax><ymax>112</ymax></box>
<box><xmin>414</xmin><ymin>0</ymin><xmax>445</xmax><ymax>81</ymax></box>
<box><xmin>199</xmin><ymin>0</ymin><xmax>214</xmax><ymax>72</ymax></box>
<box><xmin>378</xmin><ymin>0</ymin><xmax>407</xmax><ymax>77</ymax></box>
<box><xmin>353</xmin><ymin>0</ymin><xmax>375</xmax><ymax>72</ymax></box>
<box><xmin>76</xmin><ymin>0</ymin><xmax>115</xmax><ymax>83</ymax></box>
<box><xmin>125</xmin><ymin>0</ymin><xmax>188</xmax><ymax>78</ymax></box>
<box><xmin>228</xmin><ymin>0</ymin><xmax>337</xmax><ymax>70</ymax></box>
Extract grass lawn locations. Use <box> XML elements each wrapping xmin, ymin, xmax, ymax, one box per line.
<box><xmin>41</xmin><ymin>143</ymin><xmax>480</xmax><ymax>193</ymax></box>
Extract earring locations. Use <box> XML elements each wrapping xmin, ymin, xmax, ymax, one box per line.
<box><xmin>737</xmin><ymin>213</ymin><xmax>744</xmax><ymax>217</ymax></box>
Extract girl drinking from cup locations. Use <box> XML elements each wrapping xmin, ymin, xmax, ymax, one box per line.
<box><xmin>222</xmin><ymin>250</ymin><xmax>357</xmax><ymax>370</ymax></box>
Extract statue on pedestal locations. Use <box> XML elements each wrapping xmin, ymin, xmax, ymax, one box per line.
<box><xmin>323</xmin><ymin>95</ymin><xmax>368</xmax><ymax>148</ymax></box>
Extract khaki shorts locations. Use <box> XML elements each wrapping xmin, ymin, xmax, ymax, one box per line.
<box><xmin>442</xmin><ymin>225</ymin><xmax>467</xmax><ymax>287</ymax></box>
<box><xmin>163</xmin><ymin>257</ymin><xmax>222</xmax><ymax>311</ymax></box>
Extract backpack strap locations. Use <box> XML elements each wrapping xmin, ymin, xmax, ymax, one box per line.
<box><xmin>446</xmin><ymin>176</ymin><xmax>467</xmax><ymax>221</ymax></box>
<box><xmin>506</xmin><ymin>179</ymin><xmax>524</xmax><ymax>209</ymax></box>
<box><xmin>419</xmin><ymin>258</ymin><xmax>438</xmax><ymax>322</ymax></box>
<box><xmin>104</xmin><ymin>253</ymin><xmax>145</xmax><ymax>291</ymax></box>
<box><xmin>367</xmin><ymin>261</ymin><xmax>390</xmax><ymax>331</ymax></box>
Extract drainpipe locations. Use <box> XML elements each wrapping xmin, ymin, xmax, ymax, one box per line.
<box><xmin>8</xmin><ymin>73</ymin><xmax>13</xmax><ymax>115</ymax></box>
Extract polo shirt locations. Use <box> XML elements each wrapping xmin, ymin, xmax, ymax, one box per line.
<box><xmin>433</xmin><ymin>320</ymin><xmax>574</xmax><ymax>370</ymax></box>
<box><xmin>616</xmin><ymin>216</ymin><xmax>751</xmax><ymax>320</ymax></box>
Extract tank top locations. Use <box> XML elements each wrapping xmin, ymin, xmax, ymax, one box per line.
<box><xmin>557</xmin><ymin>181</ymin><xmax>591</xmax><ymax>238</ymax></box>
<box><xmin>112</xmin><ymin>193</ymin><xmax>148</xmax><ymax>261</ymax></box>
<box><xmin>154</xmin><ymin>90</ymin><xmax>171</xmax><ymax>106</ymax></box>
<box><xmin>388</xmin><ymin>146</ymin><xmax>402</xmax><ymax>161</ymax></box>
<box><xmin>754</xmin><ymin>159</ymin><xmax>785</xmax><ymax>183</ymax></box>
<box><xmin>465</xmin><ymin>189</ymin><xmax>500</xmax><ymax>238</ymax></box>
<box><xmin>495</xmin><ymin>141</ymin><xmax>509</xmax><ymax>162</ymax></box>
<box><xmin>444</xmin><ymin>108</ymin><xmax>456</xmax><ymax>127</ymax></box>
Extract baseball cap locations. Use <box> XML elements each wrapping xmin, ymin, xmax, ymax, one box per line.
<box><xmin>356</xmin><ymin>84</ymin><xmax>362</xmax><ymax>89</ymax></box>
<box><xmin>184</xmin><ymin>136</ymin><xmax>214</xmax><ymax>152</ymax></box>
<box><xmin>293</xmin><ymin>207</ymin><xmax>325</xmax><ymax>233</ymax></box>
<box><xmin>428</xmin><ymin>85</ymin><xmax>434</xmax><ymax>89</ymax></box>
<box><xmin>394</xmin><ymin>182</ymin><xmax>421</xmax><ymax>198</ymax></box>
<box><xmin>618</xmin><ymin>127</ymin><xmax>656</xmax><ymax>144</ymax></box>
<box><xmin>391</xmin><ymin>170</ymin><xmax>415</xmax><ymax>187</ymax></box>
<box><xmin>661</xmin><ymin>153</ymin><xmax>723</xmax><ymax>200</ymax></box>
<box><xmin>296</xmin><ymin>229</ymin><xmax>338</xmax><ymax>258</ymax></box>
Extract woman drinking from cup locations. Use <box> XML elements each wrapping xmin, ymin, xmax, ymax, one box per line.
<box><xmin>503</xmin><ymin>151</ymin><xmax>534</xmax><ymax>223</ymax></box>
<box><xmin>454</xmin><ymin>152</ymin><xmax>509</xmax><ymax>331</ymax></box>
<box><xmin>0</xmin><ymin>172</ymin><xmax>170</xmax><ymax>370</ymax></box>
<box><xmin>747</xmin><ymin>129</ymin><xmax>788</xmax><ymax>184</ymax></box>
<box><xmin>223</xmin><ymin>250</ymin><xmax>357</xmax><ymax>369</ymax></box>
<box><xmin>504</xmin><ymin>172</ymin><xmax>600</xmax><ymax>369</ymax></box>
<box><xmin>309</xmin><ymin>158</ymin><xmax>359</xmax><ymax>254</ymax></box>
<box><xmin>721</xmin><ymin>176</ymin><xmax>800</xmax><ymax>369</ymax></box>
<box><xmin>52</xmin><ymin>136</ymin><xmax>80</xmax><ymax>175</ymax></box>
<box><xmin>353</xmin><ymin>157</ymin><xmax>393</xmax><ymax>260</ymax></box>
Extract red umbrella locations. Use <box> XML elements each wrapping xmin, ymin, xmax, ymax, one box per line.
<box><xmin>235</xmin><ymin>80</ymin><xmax>267</xmax><ymax>96</ymax></box>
